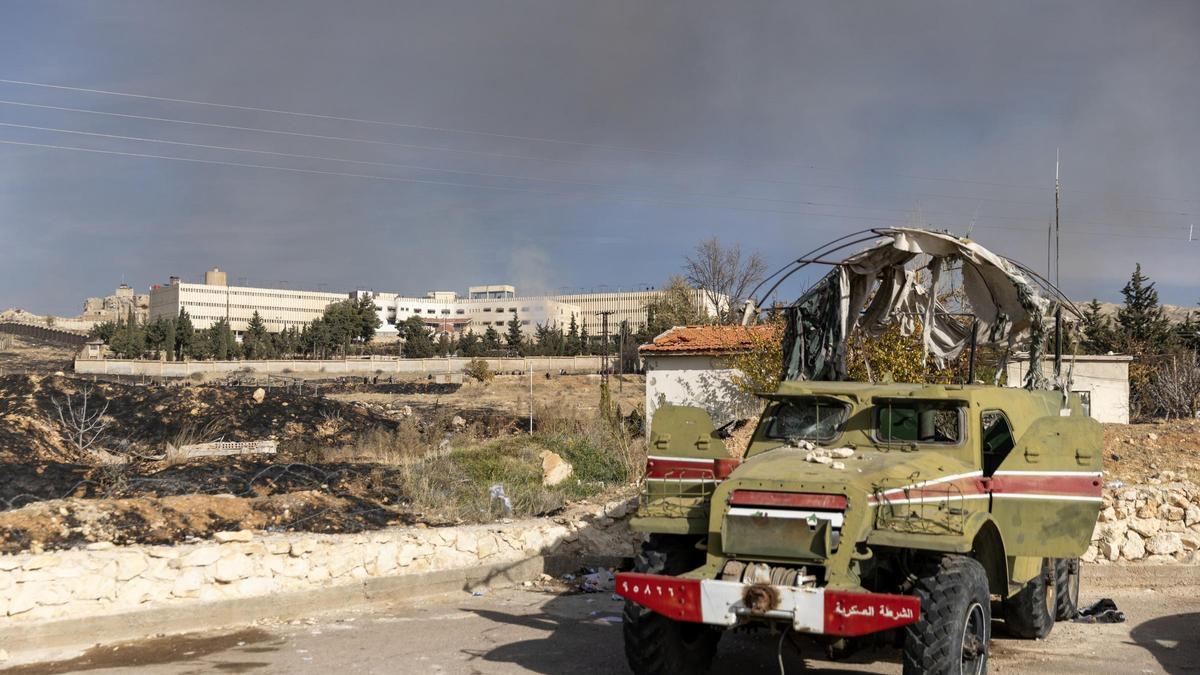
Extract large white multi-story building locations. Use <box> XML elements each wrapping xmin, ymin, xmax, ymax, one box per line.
<box><xmin>357</xmin><ymin>284</ymin><xmax>722</xmax><ymax>340</ymax></box>
<box><xmin>149</xmin><ymin>268</ymin><xmax>723</xmax><ymax>343</ymax></box>
<box><xmin>149</xmin><ymin>269</ymin><xmax>350</xmax><ymax>333</ymax></box>
<box><xmin>355</xmin><ymin>289</ymin><xmax>580</xmax><ymax>339</ymax></box>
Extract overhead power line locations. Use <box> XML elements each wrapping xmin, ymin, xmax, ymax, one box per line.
<box><xmin>0</xmin><ymin>137</ymin><xmax>1191</xmax><ymax>242</ymax></box>
<box><xmin>3</xmin><ymin>98</ymin><xmax>1198</xmax><ymax>222</ymax></box>
<box><xmin>0</xmin><ymin>98</ymin><xmax>1054</xmax><ymax>209</ymax></box>
<box><xmin>3</xmin><ymin>77</ymin><xmax>1198</xmax><ymax>206</ymax></box>
<box><xmin>1</xmin><ymin>119</ymin><xmax>1190</xmax><ymax>235</ymax></box>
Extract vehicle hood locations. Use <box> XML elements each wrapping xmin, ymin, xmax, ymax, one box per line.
<box><xmin>726</xmin><ymin>445</ymin><xmax>968</xmax><ymax>498</ymax></box>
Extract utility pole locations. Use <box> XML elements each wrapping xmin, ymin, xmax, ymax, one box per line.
<box><xmin>596</xmin><ymin>310</ymin><xmax>615</xmax><ymax>386</ymax></box>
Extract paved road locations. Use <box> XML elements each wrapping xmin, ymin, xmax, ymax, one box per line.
<box><xmin>4</xmin><ymin>565</ymin><xmax>1197</xmax><ymax>674</ymax></box>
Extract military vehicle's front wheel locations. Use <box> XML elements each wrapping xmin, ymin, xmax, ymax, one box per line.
<box><xmin>1003</xmin><ymin>557</ymin><xmax>1056</xmax><ymax>638</ymax></box>
<box><xmin>623</xmin><ymin>535</ymin><xmax>719</xmax><ymax>675</ymax></box>
<box><xmin>903</xmin><ymin>554</ymin><xmax>990</xmax><ymax>675</ymax></box>
<box><xmin>1053</xmin><ymin>558</ymin><xmax>1081</xmax><ymax>620</ymax></box>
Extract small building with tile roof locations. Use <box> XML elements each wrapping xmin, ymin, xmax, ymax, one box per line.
<box><xmin>639</xmin><ymin>324</ymin><xmax>774</xmax><ymax>434</ymax></box>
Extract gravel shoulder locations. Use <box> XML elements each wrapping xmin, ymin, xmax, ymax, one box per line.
<box><xmin>4</xmin><ymin>564</ymin><xmax>1195</xmax><ymax>674</ymax></box>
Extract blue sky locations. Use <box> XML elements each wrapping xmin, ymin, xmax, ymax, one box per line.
<box><xmin>1</xmin><ymin>0</ymin><xmax>1197</xmax><ymax>315</ymax></box>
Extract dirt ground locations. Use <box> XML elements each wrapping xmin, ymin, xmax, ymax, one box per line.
<box><xmin>0</xmin><ymin>336</ymin><xmax>75</xmax><ymax>375</ymax></box>
<box><xmin>4</xmin><ymin>564</ymin><xmax>1195</xmax><ymax>674</ymax></box>
<box><xmin>1103</xmin><ymin>418</ymin><xmax>1200</xmax><ymax>483</ymax></box>
<box><xmin>328</xmin><ymin>373</ymin><xmax>645</xmax><ymax>420</ymax></box>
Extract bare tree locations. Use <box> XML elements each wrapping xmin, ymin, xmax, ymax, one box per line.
<box><xmin>684</xmin><ymin>237</ymin><xmax>767</xmax><ymax>323</ymax></box>
<box><xmin>51</xmin><ymin>385</ymin><xmax>111</xmax><ymax>459</ymax></box>
<box><xmin>1148</xmin><ymin>352</ymin><xmax>1200</xmax><ymax>419</ymax></box>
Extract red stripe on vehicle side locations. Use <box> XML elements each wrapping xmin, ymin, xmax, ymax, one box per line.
<box><xmin>869</xmin><ymin>473</ymin><xmax>1103</xmax><ymax>504</ymax></box>
<box><xmin>870</xmin><ymin>476</ymin><xmax>988</xmax><ymax>504</ymax></box>
<box><xmin>645</xmin><ymin>457</ymin><xmax>716</xmax><ymax>480</ymax></box>
<box><xmin>990</xmin><ymin>474</ymin><xmax>1102</xmax><ymax>499</ymax></box>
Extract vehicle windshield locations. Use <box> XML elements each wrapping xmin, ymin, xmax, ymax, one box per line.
<box><xmin>875</xmin><ymin>399</ymin><xmax>962</xmax><ymax>444</ymax></box>
<box><xmin>765</xmin><ymin>397</ymin><xmax>849</xmax><ymax>442</ymax></box>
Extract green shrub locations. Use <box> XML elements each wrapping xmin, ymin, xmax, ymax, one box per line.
<box><xmin>463</xmin><ymin>358</ymin><xmax>494</xmax><ymax>384</ymax></box>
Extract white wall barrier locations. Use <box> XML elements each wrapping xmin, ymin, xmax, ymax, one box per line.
<box><xmin>74</xmin><ymin>355</ymin><xmax>607</xmax><ymax>378</ymax></box>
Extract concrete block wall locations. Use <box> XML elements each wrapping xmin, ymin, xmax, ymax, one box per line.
<box><xmin>0</xmin><ymin>499</ymin><xmax>638</xmax><ymax>625</ymax></box>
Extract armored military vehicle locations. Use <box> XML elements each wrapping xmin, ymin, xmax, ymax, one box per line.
<box><xmin>617</xmin><ymin>229</ymin><xmax>1102</xmax><ymax>674</ymax></box>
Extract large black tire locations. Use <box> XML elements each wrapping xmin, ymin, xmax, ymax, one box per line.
<box><xmin>903</xmin><ymin>554</ymin><xmax>991</xmax><ymax>675</ymax></box>
<box><xmin>1003</xmin><ymin>557</ymin><xmax>1056</xmax><ymax>639</ymax></box>
<box><xmin>1053</xmin><ymin>558</ymin><xmax>1081</xmax><ymax>621</ymax></box>
<box><xmin>623</xmin><ymin>535</ymin><xmax>719</xmax><ymax>675</ymax></box>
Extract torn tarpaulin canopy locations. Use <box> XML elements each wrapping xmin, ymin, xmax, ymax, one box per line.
<box><xmin>780</xmin><ymin>228</ymin><xmax>1054</xmax><ymax>387</ymax></box>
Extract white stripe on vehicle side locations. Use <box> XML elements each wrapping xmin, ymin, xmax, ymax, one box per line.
<box><xmin>647</xmin><ymin>455</ymin><xmax>715</xmax><ymax>464</ymax></box>
<box><xmin>726</xmin><ymin>507</ymin><xmax>845</xmax><ymax>527</ymax></box>
<box><xmin>644</xmin><ymin>478</ymin><xmax>720</xmax><ymax>484</ymax></box>
<box><xmin>878</xmin><ymin>470</ymin><xmax>983</xmax><ymax>496</ymax></box>
<box><xmin>992</xmin><ymin>493</ymin><xmax>1103</xmax><ymax>502</ymax></box>
<box><xmin>992</xmin><ymin>470</ymin><xmax>1103</xmax><ymax>477</ymax></box>
<box><xmin>870</xmin><ymin>494</ymin><xmax>991</xmax><ymax>506</ymax></box>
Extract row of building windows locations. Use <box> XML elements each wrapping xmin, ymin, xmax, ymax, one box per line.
<box><xmin>178</xmin><ymin>301</ymin><xmax>327</xmax><ymax>313</ymax></box>
<box><xmin>181</xmin><ymin>286</ymin><xmax>345</xmax><ymax>302</ymax></box>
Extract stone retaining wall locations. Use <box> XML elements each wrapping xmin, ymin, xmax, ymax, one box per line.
<box><xmin>1084</xmin><ymin>475</ymin><xmax>1200</xmax><ymax>564</ymax></box>
<box><xmin>0</xmin><ymin>498</ymin><xmax>638</xmax><ymax>625</ymax></box>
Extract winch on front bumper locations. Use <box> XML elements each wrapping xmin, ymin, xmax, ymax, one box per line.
<box><xmin>615</xmin><ymin>572</ymin><xmax>920</xmax><ymax>637</ymax></box>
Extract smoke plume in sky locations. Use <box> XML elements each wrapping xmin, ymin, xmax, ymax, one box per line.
<box><xmin>1</xmin><ymin>0</ymin><xmax>1197</xmax><ymax>314</ymax></box>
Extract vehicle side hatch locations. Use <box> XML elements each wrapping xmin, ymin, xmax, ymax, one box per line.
<box><xmin>988</xmin><ymin>414</ymin><xmax>1103</xmax><ymax>557</ymax></box>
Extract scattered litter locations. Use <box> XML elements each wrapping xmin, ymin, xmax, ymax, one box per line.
<box><xmin>1106</xmin><ymin>480</ymin><xmax>1125</xmax><ymax>489</ymax></box>
<box><xmin>1074</xmin><ymin>598</ymin><xmax>1125</xmax><ymax>624</ymax></box>
<box><xmin>488</xmin><ymin>484</ymin><xmax>513</xmax><ymax>516</ymax></box>
<box><xmin>599</xmin><ymin>615</ymin><xmax>623</xmax><ymax>623</ymax></box>
<box><xmin>564</xmin><ymin>567</ymin><xmax>615</xmax><ymax>593</ymax></box>
<box><xmin>471</xmin><ymin>590</ymin><xmax>487</xmax><ymax>597</ymax></box>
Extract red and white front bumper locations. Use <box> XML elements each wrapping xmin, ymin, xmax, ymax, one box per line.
<box><xmin>616</xmin><ymin>572</ymin><xmax>920</xmax><ymax>637</ymax></box>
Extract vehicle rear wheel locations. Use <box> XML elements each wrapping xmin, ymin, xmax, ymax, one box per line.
<box><xmin>1053</xmin><ymin>558</ymin><xmax>1081</xmax><ymax>620</ymax></box>
<box><xmin>902</xmin><ymin>554</ymin><xmax>991</xmax><ymax>675</ymax></box>
<box><xmin>623</xmin><ymin>535</ymin><xmax>719</xmax><ymax>675</ymax></box>
<box><xmin>1003</xmin><ymin>557</ymin><xmax>1056</xmax><ymax>639</ymax></box>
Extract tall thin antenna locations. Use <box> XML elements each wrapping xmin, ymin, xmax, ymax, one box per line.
<box><xmin>1046</xmin><ymin>218</ymin><xmax>1053</xmax><ymax>279</ymax></box>
<box><xmin>1054</xmin><ymin>148</ymin><xmax>1061</xmax><ymax>287</ymax></box>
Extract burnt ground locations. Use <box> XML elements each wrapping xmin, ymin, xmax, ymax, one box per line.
<box><xmin>0</xmin><ymin>374</ymin><xmax>407</xmax><ymax>463</ymax></box>
<box><xmin>0</xmin><ymin>375</ymin><xmax>529</xmax><ymax>553</ymax></box>
<box><xmin>0</xmin><ymin>373</ymin><xmax>629</xmax><ymax>554</ymax></box>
